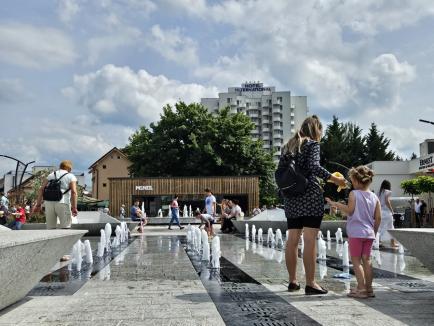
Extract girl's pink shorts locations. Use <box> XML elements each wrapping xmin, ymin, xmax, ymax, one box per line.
<box><xmin>348</xmin><ymin>237</ymin><xmax>374</xmax><ymax>257</ymax></box>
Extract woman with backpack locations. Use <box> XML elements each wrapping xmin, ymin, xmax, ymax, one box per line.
<box><xmin>282</xmin><ymin>115</ymin><xmax>346</xmax><ymax>295</ymax></box>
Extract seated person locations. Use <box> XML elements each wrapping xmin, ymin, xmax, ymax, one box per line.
<box><xmin>194</xmin><ymin>211</ymin><xmax>215</xmax><ymax>237</ymax></box>
<box><xmin>221</xmin><ymin>200</ymin><xmax>242</xmax><ymax>233</ymax></box>
<box><xmin>130</xmin><ymin>201</ymin><xmax>147</xmax><ymax>230</ymax></box>
<box><xmin>0</xmin><ymin>203</ymin><xmax>8</xmax><ymax>225</ymax></box>
<box><xmin>8</xmin><ymin>204</ymin><xmax>26</xmax><ymax>230</ymax></box>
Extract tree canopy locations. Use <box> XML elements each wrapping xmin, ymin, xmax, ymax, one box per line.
<box><xmin>321</xmin><ymin>116</ymin><xmax>397</xmax><ymax>200</ymax></box>
<box><xmin>124</xmin><ymin>102</ymin><xmax>276</xmax><ymax>205</ymax></box>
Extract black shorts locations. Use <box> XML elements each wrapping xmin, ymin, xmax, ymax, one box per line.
<box><xmin>287</xmin><ymin>216</ymin><xmax>323</xmax><ymax>229</ymax></box>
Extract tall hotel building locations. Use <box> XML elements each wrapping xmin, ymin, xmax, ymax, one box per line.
<box><xmin>201</xmin><ymin>82</ymin><xmax>308</xmax><ymax>160</ymax></box>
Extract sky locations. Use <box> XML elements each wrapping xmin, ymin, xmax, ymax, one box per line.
<box><xmin>1</xmin><ymin>0</ymin><xmax>434</xmax><ymax>185</ymax></box>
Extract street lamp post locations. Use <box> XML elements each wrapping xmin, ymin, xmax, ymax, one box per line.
<box><xmin>419</xmin><ymin>119</ymin><xmax>434</xmax><ymax>126</ymax></box>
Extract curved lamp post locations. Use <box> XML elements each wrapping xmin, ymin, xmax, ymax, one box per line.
<box><xmin>0</xmin><ymin>155</ymin><xmax>35</xmax><ymax>202</ymax></box>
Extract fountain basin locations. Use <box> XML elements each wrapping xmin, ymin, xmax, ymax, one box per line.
<box><xmin>389</xmin><ymin>228</ymin><xmax>434</xmax><ymax>273</ymax></box>
<box><xmin>21</xmin><ymin>222</ymin><xmax>138</xmax><ymax>236</ymax></box>
<box><xmin>0</xmin><ymin>230</ymin><xmax>87</xmax><ymax>311</ymax></box>
<box><xmin>233</xmin><ymin>219</ymin><xmax>347</xmax><ymax>237</ymax></box>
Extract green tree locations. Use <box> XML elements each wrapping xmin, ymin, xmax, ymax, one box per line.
<box><xmin>400</xmin><ymin>179</ymin><xmax>422</xmax><ymax>198</ymax></box>
<box><xmin>365</xmin><ymin>123</ymin><xmax>396</xmax><ymax>163</ymax></box>
<box><xmin>124</xmin><ymin>102</ymin><xmax>276</xmax><ymax>206</ymax></box>
<box><xmin>415</xmin><ymin>175</ymin><xmax>434</xmax><ymax>213</ymax></box>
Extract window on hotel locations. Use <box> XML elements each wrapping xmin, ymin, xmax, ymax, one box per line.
<box><xmin>227</xmin><ymin>98</ymin><xmax>231</xmax><ymax>103</ymax></box>
<box><xmin>103</xmin><ymin>165</ymin><xmax>107</xmax><ymax>169</ymax></box>
<box><xmin>118</xmin><ymin>156</ymin><xmax>121</xmax><ymax>159</ymax></box>
<box><xmin>103</xmin><ymin>183</ymin><xmax>107</xmax><ymax>187</ymax></box>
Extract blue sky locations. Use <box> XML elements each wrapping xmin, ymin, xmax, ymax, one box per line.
<box><xmin>1</xmin><ymin>0</ymin><xmax>433</xmax><ymax>184</ymax></box>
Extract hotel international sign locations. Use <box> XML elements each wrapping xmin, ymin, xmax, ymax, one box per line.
<box><xmin>234</xmin><ymin>82</ymin><xmax>271</xmax><ymax>92</ymax></box>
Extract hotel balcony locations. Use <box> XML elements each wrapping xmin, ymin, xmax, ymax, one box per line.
<box><xmin>273</xmin><ymin>139</ymin><xmax>283</xmax><ymax>147</ymax></box>
<box><xmin>263</xmin><ymin>143</ymin><xmax>271</xmax><ymax>149</ymax></box>
<box><xmin>272</xmin><ymin>106</ymin><xmax>282</xmax><ymax>114</ymax></box>
<box><xmin>273</xmin><ymin>115</ymin><xmax>282</xmax><ymax>122</ymax></box>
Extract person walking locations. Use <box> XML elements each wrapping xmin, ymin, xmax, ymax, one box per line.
<box><xmin>282</xmin><ymin>115</ymin><xmax>346</xmax><ymax>295</ymax></box>
<box><xmin>326</xmin><ymin>166</ymin><xmax>381</xmax><ymax>298</ymax></box>
<box><xmin>119</xmin><ymin>204</ymin><xmax>126</xmax><ymax>219</ymax></box>
<box><xmin>377</xmin><ymin>180</ymin><xmax>398</xmax><ymax>248</ymax></box>
<box><xmin>204</xmin><ymin>188</ymin><xmax>216</xmax><ymax>217</ymax></box>
<box><xmin>421</xmin><ymin>200</ymin><xmax>427</xmax><ymax>227</ymax></box>
<box><xmin>33</xmin><ymin>160</ymin><xmax>78</xmax><ymax>229</ymax></box>
<box><xmin>168</xmin><ymin>195</ymin><xmax>184</xmax><ymax>230</ymax></box>
<box><xmin>414</xmin><ymin>198</ymin><xmax>422</xmax><ymax>228</ymax></box>
<box><xmin>0</xmin><ymin>192</ymin><xmax>9</xmax><ymax>210</ymax></box>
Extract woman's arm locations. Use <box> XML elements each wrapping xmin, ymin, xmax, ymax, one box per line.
<box><xmin>326</xmin><ymin>191</ymin><xmax>356</xmax><ymax>216</ymax></box>
<box><xmin>385</xmin><ymin>191</ymin><xmax>393</xmax><ymax>214</ymax></box>
<box><xmin>307</xmin><ymin>142</ymin><xmax>347</xmax><ymax>188</ymax></box>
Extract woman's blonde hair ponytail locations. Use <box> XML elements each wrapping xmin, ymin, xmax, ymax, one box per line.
<box><xmin>283</xmin><ymin>115</ymin><xmax>323</xmax><ymax>154</ymax></box>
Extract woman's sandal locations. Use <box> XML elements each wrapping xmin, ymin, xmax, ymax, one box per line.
<box><xmin>366</xmin><ymin>288</ymin><xmax>375</xmax><ymax>297</ymax></box>
<box><xmin>347</xmin><ymin>288</ymin><xmax>368</xmax><ymax>298</ymax></box>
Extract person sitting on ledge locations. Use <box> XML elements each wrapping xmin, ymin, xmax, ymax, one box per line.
<box><xmin>8</xmin><ymin>203</ymin><xmax>26</xmax><ymax>230</ymax></box>
<box><xmin>221</xmin><ymin>200</ymin><xmax>242</xmax><ymax>233</ymax></box>
<box><xmin>130</xmin><ymin>201</ymin><xmax>147</xmax><ymax>231</ymax></box>
<box><xmin>194</xmin><ymin>211</ymin><xmax>215</xmax><ymax>237</ymax></box>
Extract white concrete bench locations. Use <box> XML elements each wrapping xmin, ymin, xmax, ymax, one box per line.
<box><xmin>0</xmin><ymin>229</ymin><xmax>87</xmax><ymax>310</ymax></box>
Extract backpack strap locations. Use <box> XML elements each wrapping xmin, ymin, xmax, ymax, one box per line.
<box><xmin>56</xmin><ymin>172</ymin><xmax>69</xmax><ymax>182</ymax></box>
<box><xmin>55</xmin><ymin>172</ymin><xmax>71</xmax><ymax>195</ymax></box>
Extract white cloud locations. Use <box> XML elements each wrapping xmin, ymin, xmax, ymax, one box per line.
<box><xmin>355</xmin><ymin>54</ymin><xmax>416</xmax><ymax>111</ymax></box>
<box><xmin>57</xmin><ymin>0</ymin><xmax>80</xmax><ymax>24</ymax></box>
<box><xmin>145</xmin><ymin>25</ymin><xmax>199</xmax><ymax>66</ymax></box>
<box><xmin>0</xmin><ymin>23</ymin><xmax>77</xmax><ymax>69</ymax></box>
<box><xmin>63</xmin><ymin>64</ymin><xmax>218</xmax><ymax>126</ymax></box>
<box><xmin>194</xmin><ymin>55</ymin><xmax>281</xmax><ymax>90</ymax></box>
<box><xmin>0</xmin><ymin>79</ymin><xmax>29</xmax><ymax>103</ymax></box>
<box><xmin>86</xmin><ymin>24</ymin><xmax>142</xmax><ymax>65</ymax></box>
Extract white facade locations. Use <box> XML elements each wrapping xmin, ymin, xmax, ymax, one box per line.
<box><xmin>368</xmin><ymin>139</ymin><xmax>434</xmax><ymax>196</ymax></box>
<box><xmin>201</xmin><ymin>82</ymin><xmax>308</xmax><ymax>160</ymax></box>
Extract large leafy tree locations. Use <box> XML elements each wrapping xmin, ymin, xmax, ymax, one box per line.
<box><xmin>321</xmin><ymin>117</ymin><xmax>396</xmax><ymax>200</ymax></box>
<box><xmin>124</xmin><ymin>102</ymin><xmax>276</xmax><ymax>205</ymax></box>
<box><xmin>365</xmin><ymin>123</ymin><xmax>395</xmax><ymax>162</ymax></box>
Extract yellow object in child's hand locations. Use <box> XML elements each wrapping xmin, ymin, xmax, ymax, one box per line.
<box><xmin>327</xmin><ymin>172</ymin><xmax>348</xmax><ymax>192</ymax></box>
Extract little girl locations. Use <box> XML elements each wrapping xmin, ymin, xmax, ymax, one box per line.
<box><xmin>326</xmin><ymin>165</ymin><xmax>382</xmax><ymax>298</ymax></box>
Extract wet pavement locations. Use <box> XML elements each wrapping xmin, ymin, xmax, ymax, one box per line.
<box><xmin>0</xmin><ymin>225</ymin><xmax>433</xmax><ymax>325</ymax></box>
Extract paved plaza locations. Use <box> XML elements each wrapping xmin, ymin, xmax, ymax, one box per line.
<box><xmin>1</xmin><ymin>226</ymin><xmax>433</xmax><ymax>325</ymax></box>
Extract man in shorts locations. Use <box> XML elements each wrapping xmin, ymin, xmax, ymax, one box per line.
<box><xmin>33</xmin><ymin>160</ymin><xmax>78</xmax><ymax>229</ymax></box>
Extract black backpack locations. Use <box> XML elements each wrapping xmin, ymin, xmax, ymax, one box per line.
<box><xmin>43</xmin><ymin>172</ymin><xmax>70</xmax><ymax>202</ymax></box>
<box><xmin>275</xmin><ymin>152</ymin><xmax>308</xmax><ymax>198</ymax></box>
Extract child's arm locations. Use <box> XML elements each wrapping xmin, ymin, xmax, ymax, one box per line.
<box><xmin>374</xmin><ymin>200</ymin><xmax>382</xmax><ymax>234</ymax></box>
<box><xmin>325</xmin><ymin>191</ymin><xmax>356</xmax><ymax>216</ymax></box>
